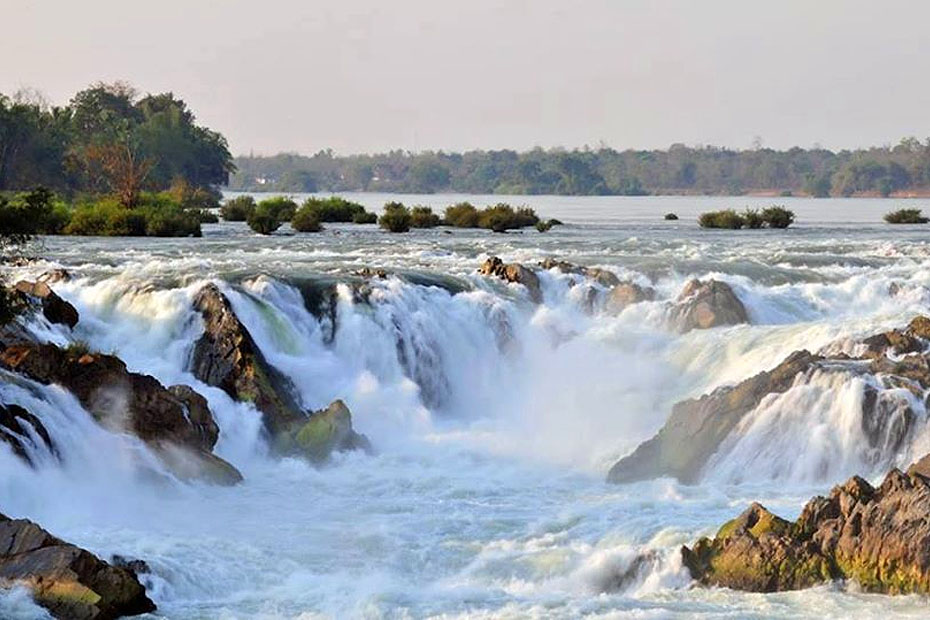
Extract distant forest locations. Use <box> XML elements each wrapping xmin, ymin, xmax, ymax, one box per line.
<box><xmin>230</xmin><ymin>139</ymin><xmax>930</xmax><ymax>197</ymax></box>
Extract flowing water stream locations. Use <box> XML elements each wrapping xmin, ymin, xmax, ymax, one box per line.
<box><xmin>2</xmin><ymin>194</ymin><xmax>930</xmax><ymax>619</ymax></box>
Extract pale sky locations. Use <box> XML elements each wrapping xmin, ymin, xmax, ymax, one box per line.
<box><xmin>3</xmin><ymin>0</ymin><xmax>929</xmax><ymax>156</ymax></box>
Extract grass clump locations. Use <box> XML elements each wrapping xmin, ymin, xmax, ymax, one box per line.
<box><xmin>378</xmin><ymin>202</ymin><xmax>411</xmax><ymax>232</ymax></box>
<box><xmin>698</xmin><ymin>209</ymin><xmax>746</xmax><ymax>229</ymax></box>
<box><xmin>884</xmin><ymin>208</ymin><xmax>929</xmax><ymax>224</ymax></box>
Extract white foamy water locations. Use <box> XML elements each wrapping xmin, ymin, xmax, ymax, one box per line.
<box><xmin>3</xmin><ymin>195</ymin><xmax>930</xmax><ymax>618</ymax></box>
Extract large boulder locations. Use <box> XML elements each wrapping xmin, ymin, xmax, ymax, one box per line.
<box><xmin>683</xmin><ymin>464</ymin><xmax>930</xmax><ymax>594</ymax></box>
<box><xmin>669</xmin><ymin>279</ymin><xmax>748</xmax><ymax>332</ymax></box>
<box><xmin>0</xmin><ymin>403</ymin><xmax>56</xmax><ymax>466</ymax></box>
<box><xmin>538</xmin><ymin>257</ymin><xmax>621</xmax><ymax>288</ymax></box>
<box><xmin>479</xmin><ymin>257</ymin><xmax>542</xmax><ymax>303</ymax></box>
<box><xmin>0</xmin><ymin>512</ymin><xmax>155</xmax><ymax>619</ymax></box>
<box><xmin>608</xmin><ymin>350</ymin><xmax>820</xmax><ymax>484</ymax></box>
<box><xmin>189</xmin><ymin>284</ymin><xmax>304</xmax><ymax>435</ymax></box>
<box><xmin>189</xmin><ymin>284</ymin><xmax>371</xmax><ymax>462</ymax></box>
<box><xmin>604</xmin><ymin>282</ymin><xmax>656</xmax><ymax>314</ymax></box>
<box><xmin>0</xmin><ymin>343</ymin><xmax>241</xmax><ymax>485</ymax></box>
<box><xmin>13</xmin><ymin>281</ymin><xmax>79</xmax><ymax>329</ymax></box>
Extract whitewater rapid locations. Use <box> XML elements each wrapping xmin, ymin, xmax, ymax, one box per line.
<box><xmin>3</xmin><ymin>195</ymin><xmax>930</xmax><ymax>618</ymax></box>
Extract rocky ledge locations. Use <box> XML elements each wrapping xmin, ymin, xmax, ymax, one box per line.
<box><xmin>682</xmin><ymin>459</ymin><xmax>930</xmax><ymax>594</ymax></box>
<box><xmin>0</xmin><ymin>512</ymin><xmax>155</xmax><ymax>619</ymax></box>
<box><xmin>608</xmin><ymin>315</ymin><xmax>930</xmax><ymax>484</ymax></box>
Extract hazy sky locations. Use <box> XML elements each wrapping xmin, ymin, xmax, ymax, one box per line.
<box><xmin>4</xmin><ymin>0</ymin><xmax>930</xmax><ymax>156</ymax></box>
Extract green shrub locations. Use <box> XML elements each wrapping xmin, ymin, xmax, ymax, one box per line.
<box><xmin>409</xmin><ymin>206</ymin><xmax>440</xmax><ymax>228</ymax></box>
<box><xmin>883</xmin><ymin>208</ymin><xmax>928</xmax><ymax>224</ymax></box>
<box><xmin>166</xmin><ymin>179</ymin><xmax>222</xmax><ymax>210</ymax></box>
<box><xmin>291</xmin><ymin>205</ymin><xmax>323</xmax><ymax>232</ymax></box>
<box><xmin>699</xmin><ymin>209</ymin><xmax>745</xmax><ymax>229</ymax></box>
<box><xmin>536</xmin><ymin>220</ymin><xmax>553</xmax><ymax>232</ymax></box>
<box><xmin>221</xmin><ymin>195</ymin><xmax>256</xmax><ymax>221</ymax></box>
<box><xmin>139</xmin><ymin>204</ymin><xmax>201</xmax><ymax>237</ymax></box>
<box><xmin>477</xmin><ymin>203</ymin><xmax>539</xmax><ymax>232</ymax></box>
<box><xmin>379</xmin><ymin>202</ymin><xmax>411</xmax><ymax>232</ymax></box>
<box><xmin>743</xmin><ymin>208</ymin><xmax>764</xmax><ymax>229</ymax></box>
<box><xmin>300</xmin><ymin>196</ymin><xmax>370</xmax><ymax>222</ymax></box>
<box><xmin>443</xmin><ymin>202</ymin><xmax>479</xmax><ymax>227</ymax></box>
<box><xmin>257</xmin><ymin>196</ymin><xmax>297</xmax><ymax>222</ymax></box>
<box><xmin>193</xmin><ymin>209</ymin><xmax>219</xmax><ymax>224</ymax></box>
<box><xmin>247</xmin><ymin>212</ymin><xmax>281</xmax><ymax>235</ymax></box>
<box><xmin>352</xmin><ymin>211</ymin><xmax>377</xmax><ymax>224</ymax></box>
<box><xmin>761</xmin><ymin>206</ymin><xmax>795</xmax><ymax>228</ymax></box>
<box><xmin>664</xmin><ymin>213</ymin><xmax>679</xmax><ymax>221</ymax></box>
<box><xmin>65</xmin><ymin>199</ymin><xmax>147</xmax><ymax>236</ymax></box>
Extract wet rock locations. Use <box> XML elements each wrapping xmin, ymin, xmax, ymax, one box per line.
<box><xmin>538</xmin><ymin>258</ymin><xmax>621</xmax><ymax>288</ymax></box>
<box><xmin>0</xmin><ymin>403</ymin><xmax>56</xmax><ymax>466</ymax></box>
<box><xmin>189</xmin><ymin>284</ymin><xmax>304</xmax><ymax>435</ymax></box>
<box><xmin>0</xmin><ymin>512</ymin><xmax>155</xmax><ymax>619</ymax></box>
<box><xmin>277</xmin><ymin>399</ymin><xmax>372</xmax><ymax>463</ymax></box>
<box><xmin>36</xmin><ymin>269</ymin><xmax>71</xmax><ymax>284</ymax></box>
<box><xmin>479</xmin><ymin>257</ymin><xmax>542</xmax><ymax>303</ymax></box>
<box><xmin>13</xmin><ymin>281</ymin><xmax>79</xmax><ymax>329</ymax></box>
<box><xmin>0</xmin><ymin>343</ymin><xmax>241</xmax><ymax>485</ymax></box>
<box><xmin>683</xmin><ymin>464</ymin><xmax>930</xmax><ymax>594</ymax></box>
<box><xmin>109</xmin><ymin>555</ymin><xmax>150</xmax><ymax>576</ymax></box>
<box><xmin>354</xmin><ymin>267</ymin><xmax>388</xmax><ymax>279</ymax></box>
<box><xmin>604</xmin><ymin>282</ymin><xmax>656</xmax><ymax>314</ymax></box>
<box><xmin>669</xmin><ymin>279</ymin><xmax>748</xmax><ymax>332</ymax></box>
<box><xmin>607</xmin><ymin>350</ymin><xmax>821</xmax><ymax>484</ymax></box>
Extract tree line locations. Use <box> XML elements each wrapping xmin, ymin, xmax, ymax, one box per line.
<box><xmin>230</xmin><ymin>140</ymin><xmax>930</xmax><ymax>197</ymax></box>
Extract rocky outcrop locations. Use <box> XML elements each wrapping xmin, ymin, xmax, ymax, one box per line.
<box><xmin>189</xmin><ymin>284</ymin><xmax>370</xmax><ymax>462</ymax></box>
<box><xmin>0</xmin><ymin>343</ymin><xmax>241</xmax><ymax>485</ymax></box>
<box><xmin>608</xmin><ymin>349</ymin><xmax>820</xmax><ymax>484</ymax></box>
<box><xmin>479</xmin><ymin>257</ymin><xmax>542</xmax><ymax>303</ymax></box>
<box><xmin>189</xmin><ymin>284</ymin><xmax>304</xmax><ymax>435</ymax></box>
<box><xmin>604</xmin><ymin>282</ymin><xmax>656</xmax><ymax>314</ymax></box>
<box><xmin>669</xmin><ymin>279</ymin><xmax>748</xmax><ymax>332</ymax></box>
<box><xmin>276</xmin><ymin>400</ymin><xmax>372</xmax><ymax>463</ymax></box>
<box><xmin>538</xmin><ymin>258</ymin><xmax>621</xmax><ymax>288</ymax></box>
<box><xmin>0</xmin><ymin>512</ymin><xmax>155</xmax><ymax>619</ymax></box>
<box><xmin>682</xmin><ymin>463</ymin><xmax>930</xmax><ymax>594</ymax></box>
<box><xmin>0</xmin><ymin>403</ymin><xmax>56</xmax><ymax>466</ymax></box>
<box><xmin>13</xmin><ymin>281</ymin><xmax>79</xmax><ymax>329</ymax></box>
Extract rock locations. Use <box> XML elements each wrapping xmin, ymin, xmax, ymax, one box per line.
<box><xmin>354</xmin><ymin>267</ymin><xmax>388</xmax><ymax>279</ymax></box>
<box><xmin>479</xmin><ymin>257</ymin><xmax>542</xmax><ymax>303</ymax></box>
<box><xmin>277</xmin><ymin>399</ymin><xmax>372</xmax><ymax>463</ymax></box>
<box><xmin>0</xmin><ymin>512</ymin><xmax>155</xmax><ymax>619</ymax></box>
<box><xmin>604</xmin><ymin>282</ymin><xmax>656</xmax><ymax>314</ymax></box>
<box><xmin>190</xmin><ymin>284</ymin><xmax>304</xmax><ymax>435</ymax></box>
<box><xmin>683</xmin><ymin>464</ymin><xmax>930</xmax><ymax>594</ymax></box>
<box><xmin>538</xmin><ymin>258</ymin><xmax>621</xmax><ymax>288</ymax></box>
<box><xmin>13</xmin><ymin>281</ymin><xmax>79</xmax><ymax>329</ymax></box>
<box><xmin>669</xmin><ymin>279</ymin><xmax>748</xmax><ymax>332</ymax></box>
<box><xmin>36</xmin><ymin>269</ymin><xmax>71</xmax><ymax>284</ymax></box>
<box><xmin>608</xmin><ymin>350</ymin><xmax>821</xmax><ymax>484</ymax></box>
<box><xmin>0</xmin><ymin>403</ymin><xmax>57</xmax><ymax>466</ymax></box>
<box><xmin>108</xmin><ymin>556</ymin><xmax>149</xmax><ymax>576</ymax></box>
<box><xmin>0</xmin><ymin>343</ymin><xmax>241</xmax><ymax>485</ymax></box>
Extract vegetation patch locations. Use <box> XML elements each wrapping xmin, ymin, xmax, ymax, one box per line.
<box><xmin>884</xmin><ymin>208</ymin><xmax>929</xmax><ymax>224</ymax></box>
<box><xmin>699</xmin><ymin>206</ymin><xmax>795</xmax><ymax>229</ymax></box>
<box><xmin>378</xmin><ymin>202</ymin><xmax>411</xmax><ymax>233</ymax></box>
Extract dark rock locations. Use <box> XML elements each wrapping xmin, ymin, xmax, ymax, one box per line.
<box><xmin>0</xmin><ymin>512</ymin><xmax>155</xmax><ymax>619</ymax></box>
<box><xmin>0</xmin><ymin>343</ymin><xmax>241</xmax><ymax>485</ymax></box>
<box><xmin>37</xmin><ymin>269</ymin><xmax>71</xmax><ymax>284</ymax></box>
<box><xmin>669</xmin><ymin>279</ymin><xmax>748</xmax><ymax>332</ymax></box>
<box><xmin>109</xmin><ymin>555</ymin><xmax>149</xmax><ymax>576</ymax></box>
<box><xmin>189</xmin><ymin>284</ymin><xmax>304</xmax><ymax>435</ymax></box>
<box><xmin>276</xmin><ymin>399</ymin><xmax>372</xmax><ymax>463</ymax></box>
<box><xmin>0</xmin><ymin>403</ymin><xmax>57</xmax><ymax>466</ymax></box>
<box><xmin>608</xmin><ymin>350</ymin><xmax>821</xmax><ymax>484</ymax></box>
<box><xmin>479</xmin><ymin>257</ymin><xmax>542</xmax><ymax>303</ymax></box>
<box><xmin>683</xmin><ymin>463</ymin><xmax>930</xmax><ymax>594</ymax></box>
<box><xmin>538</xmin><ymin>258</ymin><xmax>621</xmax><ymax>288</ymax></box>
<box><xmin>14</xmin><ymin>281</ymin><xmax>79</xmax><ymax>329</ymax></box>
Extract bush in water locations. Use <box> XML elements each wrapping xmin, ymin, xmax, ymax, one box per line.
<box><xmin>221</xmin><ymin>195</ymin><xmax>256</xmax><ymax>221</ymax></box>
<box><xmin>884</xmin><ymin>208</ymin><xmax>929</xmax><ymax>224</ymax></box>
<box><xmin>761</xmin><ymin>206</ymin><xmax>795</xmax><ymax>228</ymax></box>
<box><xmin>291</xmin><ymin>205</ymin><xmax>323</xmax><ymax>232</ymax></box>
<box><xmin>256</xmin><ymin>196</ymin><xmax>297</xmax><ymax>222</ymax></box>
<box><xmin>409</xmin><ymin>206</ymin><xmax>440</xmax><ymax>228</ymax></box>
<box><xmin>300</xmin><ymin>196</ymin><xmax>372</xmax><ymax>222</ymax></box>
<box><xmin>379</xmin><ymin>202</ymin><xmax>411</xmax><ymax>232</ymax></box>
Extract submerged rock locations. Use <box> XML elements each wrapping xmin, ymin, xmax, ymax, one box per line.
<box><xmin>669</xmin><ymin>279</ymin><xmax>748</xmax><ymax>332</ymax></box>
<box><xmin>683</xmin><ymin>463</ymin><xmax>930</xmax><ymax>594</ymax></box>
<box><xmin>13</xmin><ymin>281</ymin><xmax>79</xmax><ymax>329</ymax></box>
<box><xmin>0</xmin><ymin>512</ymin><xmax>155</xmax><ymax>619</ymax></box>
<box><xmin>0</xmin><ymin>403</ymin><xmax>56</xmax><ymax>466</ymax></box>
<box><xmin>0</xmin><ymin>343</ymin><xmax>241</xmax><ymax>485</ymax></box>
<box><xmin>478</xmin><ymin>257</ymin><xmax>542</xmax><ymax>303</ymax></box>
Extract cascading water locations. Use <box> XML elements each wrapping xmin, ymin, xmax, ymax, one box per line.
<box><xmin>4</xmin><ymin>196</ymin><xmax>930</xmax><ymax>618</ymax></box>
